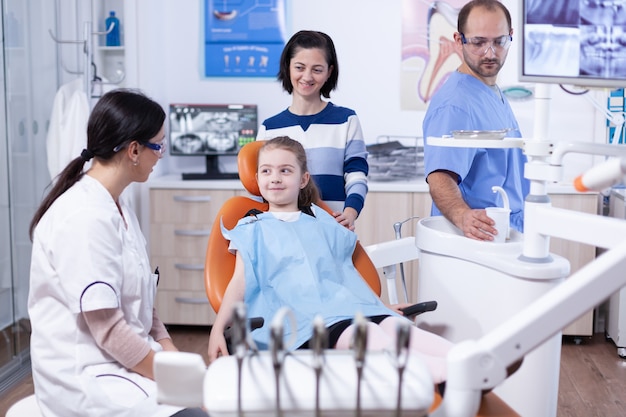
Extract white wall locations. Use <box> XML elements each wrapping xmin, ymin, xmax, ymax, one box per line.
<box><xmin>131</xmin><ymin>0</ymin><xmax>607</xmax><ymax>180</ymax></box>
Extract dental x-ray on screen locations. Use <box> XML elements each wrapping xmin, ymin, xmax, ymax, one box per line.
<box><xmin>520</xmin><ymin>0</ymin><xmax>626</xmax><ymax>88</ymax></box>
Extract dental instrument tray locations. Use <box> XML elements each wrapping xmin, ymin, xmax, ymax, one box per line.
<box><xmin>367</xmin><ymin>135</ymin><xmax>424</xmax><ymax>181</ymax></box>
<box><xmin>204</xmin><ymin>350</ymin><xmax>434</xmax><ymax>417</ymax></box>
<box><xmin>451</xmin><ymin>129</ymin><xmax>508</xmax><ymax>140</ymax></box>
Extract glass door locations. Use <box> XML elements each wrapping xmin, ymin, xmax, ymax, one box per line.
<box><xmin>0</xmin><ymin>0</ymin><xmax>57</xmax><ymax>390</ymax></box>
<box><xmin>0</xmin><ymin>0</ymin><xmax>14</xmax><ymax>377</ymax></box>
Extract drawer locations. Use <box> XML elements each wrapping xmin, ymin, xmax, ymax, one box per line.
<box><xmin>156</xmin><ymin>290</ymin><xmax>215</xmax><ymax>326</ymax></box>
<box><xmin>150</xmin><ymin>189</ymin><xmax>235</xmax><ymax>225</ymax></box>
<box><xmin>150</xmin><ymin>223</ymin><xmax>210</xmax><ymax>258</ymax></box>
<box><xmin>152</xmin><ymin>256</ymin><xmax>206</xmax><ymax>291</ymax></box>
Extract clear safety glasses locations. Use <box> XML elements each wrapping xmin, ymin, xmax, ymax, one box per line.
<box><xmin>459</xmin><ymin>33</ymin><xmax>512</xmax><ymax>56</ymax></box>
<box><xmin>113</xmin><ymin>140</ymin><xmax>167</xmax><ymax>157</ymax></box>
<box><xmin>141</xmin><ymin>140</ymin><xmax>166</xmax><ymax>156</ymax></box>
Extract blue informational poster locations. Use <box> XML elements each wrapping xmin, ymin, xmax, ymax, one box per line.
<box><xmin>204</xmin><ymin>0</ymin><xmax>287</xmax><ymax>78</ymax></box>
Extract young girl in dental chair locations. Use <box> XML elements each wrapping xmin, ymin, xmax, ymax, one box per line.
<box><xmin>207</xmin><ymin>136</ymin><xmax>452</xmax><ymax>384</ymax></box>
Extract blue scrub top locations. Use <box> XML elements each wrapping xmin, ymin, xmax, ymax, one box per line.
<box><xmin>423</xmin><ymin>71</ymin><xmax>529</xmax><ymax>232</ymax></box>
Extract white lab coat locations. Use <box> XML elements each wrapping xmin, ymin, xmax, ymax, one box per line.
<box><xmin>46</xmin><ymin>77</ymin><xmax>89</xmax><ymax>180</ymax></box>
<box><xmin>28</xmin><ymin>175</ymin><xmax>182</xmax><ymax>417</ymax></box>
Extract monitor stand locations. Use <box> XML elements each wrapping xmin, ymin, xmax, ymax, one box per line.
<box><xmin>182</xmin><ymin>155</ymin><xmax>239</xmax><ymax>180</ymax></box>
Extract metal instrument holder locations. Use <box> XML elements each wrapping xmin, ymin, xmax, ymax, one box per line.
<box><xmin>388</xmin><ymin>216</ymin><xmax>421</xmax><ymax>303</ymax></box>
<box><xmin>367</xmin><ymin>135</ymin><xmax>424</xmax><ymax>181</ymax></box>
<box><xmin>48</xmin><ymin>20</ymin><xmax>119</xmax><ymax>109</ymax></box>
<box><xmin>201</xmin><ymin>308</ymin><xmax>435</xmax><ymax>416</ymax></box>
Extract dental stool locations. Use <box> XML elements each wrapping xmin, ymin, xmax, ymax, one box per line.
<box><xmin>6</xmin><ymin>394</ymin><xmax>42</xmax><ymax>417</ymax></box>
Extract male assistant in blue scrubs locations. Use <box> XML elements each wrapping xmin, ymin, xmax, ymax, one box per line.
<box><xmin>423</xmin><ymin>0</ymin><xmax>529</xmax><ymax>240</ymax></box>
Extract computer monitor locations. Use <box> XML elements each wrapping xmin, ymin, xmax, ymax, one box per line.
<box><xmin>169</xmin><ymin>103</ymin><xmax>258</xmax><ymax>180</ymax></box>
<box><xmin>519</xmin><ymin>0</ymin><xmax>626</xmax><ymax>89</ymax></box>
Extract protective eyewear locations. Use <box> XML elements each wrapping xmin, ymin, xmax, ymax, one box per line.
<box><xmin>141</xmin><ymin>140</ymin><xmax>166</xmax><ymax>156</ymax></box>
<box><xmin>113</xmin><ymin>140</ymin><xmax>167</xmax><ymax>156</ymax></box>
<box><xmin>459</xmin><ymin>33</ymin><xmax>512</xmax><ymax>56</ymax></box>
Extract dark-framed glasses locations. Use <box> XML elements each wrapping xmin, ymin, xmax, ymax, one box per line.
<box><xmin>459</xmin><ymin>33</ymin><xmax>512</xmax><ymax>56</ymax></box>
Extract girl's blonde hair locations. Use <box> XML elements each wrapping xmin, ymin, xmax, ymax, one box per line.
<box><xmin>258</xmin><ymin>136</ymin><xmax>320</xmax><ymax>211</ymax></box>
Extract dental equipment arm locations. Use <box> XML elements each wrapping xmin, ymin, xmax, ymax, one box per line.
<box><xmin>432</xmin><ymin>236</ymin><xmax>626</xmax><ymax>417</ymax></box>
<box><xmin>573</xmin><ymin>157</ymin><xmax>626</xmax><ymax>192</ymax></box>
<box><xmin>582</xmin><ymin>91</ymin><xmax>626</xmax><ymax>146</ymax></box>
<box><xmin>432</xmin><ymin>157</ymin><xmax>626</xmax><ymax>417</ymax></box>
<box><xmin>364</xmin><ymin>236</ymin><xmax>420</xmax><ymax>305</ymax></box>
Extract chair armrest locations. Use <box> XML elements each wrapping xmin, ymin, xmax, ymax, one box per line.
<box><xmin>154</xmin><ymin>351</ymin><xmax>207</xmax><ymax>408</ymax></box>
<box><xmin>364</xmin><ymin>237</ymin><xmax>419</xmax><ymax>268</ymax></box>
<box><xmin>401</xmin><ymin>301</ymin><xmax>438</xmax><ymax>318</ymax></box>
<box><xmin>224</xmin><ymin>317</ymin><xmax>264</xmax><ymax>353</ymax></box>
<box><xmin>224</xmin><ymin>317</ymin><xmax>264</xmax><ymax>339</ymax></box>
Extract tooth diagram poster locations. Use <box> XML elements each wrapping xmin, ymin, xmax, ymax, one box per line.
<box><xmin>401</xmin><ymin>0</ymin><xmax>466</xmax><ymax>110</ymax></box>
<box><xmin>204</xmin><ymin>0</ymin><xmax>287</xmax><ymax>78</ymax></box>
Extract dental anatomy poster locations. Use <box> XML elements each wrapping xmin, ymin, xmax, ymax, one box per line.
<box><xmin>401</xmin><ymin>0</ymin><xmax>466</xmax><ymax>110</ymax></box>
<box><xmin>204</xmin><ymin>0</ymin><xmax>287</xmax><ymax>77</ymax></box>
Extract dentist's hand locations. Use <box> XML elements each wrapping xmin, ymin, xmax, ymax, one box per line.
<box><xmin>459</xmin><ymin>208</ymin><xmax>498</xmax><ymax>241</ymax></box>
<box><xmin>427</xmin><ymin>171</ymin><xmax>498</xmax><ymax>241</ymax></box>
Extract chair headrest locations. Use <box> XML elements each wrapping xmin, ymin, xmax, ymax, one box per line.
<box><xmin>237</xmin><ymin>141</ymin><xmax>264</xmax><ymax>197</ymax></box>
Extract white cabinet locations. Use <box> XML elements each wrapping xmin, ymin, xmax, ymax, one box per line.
<box><xmin>149</xmin><ymin>187</ymin><xmax>237</xmax><ymax>325</ymax></box>
<box><xmin>607</xmin><ymin>189</ymin><xmax>626</xmax><ymax>356</ymax></box>
<box><xmin>549</xmin><ymin>193</ymin><xmax>599</xmax><ymax>337</ymax></box>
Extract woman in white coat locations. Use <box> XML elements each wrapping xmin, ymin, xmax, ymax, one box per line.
<box><xmin>28</xmin><ymin>89</ymin><xmax>208</xmax><ymax>417</ymax></box>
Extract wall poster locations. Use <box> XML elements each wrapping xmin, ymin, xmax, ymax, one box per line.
<box><xmin>401</xmin><ymin>0</ymin><xmax>466</xmax><ymax>110</ymax></box>
<box><xmin>204</xmin><ymin>0</ymin><xmax>287</xmax><ymax>78</ymax></box>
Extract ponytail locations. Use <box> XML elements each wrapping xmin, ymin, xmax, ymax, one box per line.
<box><xmin>29</xmin><ymin>158</ymin><xmax>86</xmax><ymax>240</ymax></box>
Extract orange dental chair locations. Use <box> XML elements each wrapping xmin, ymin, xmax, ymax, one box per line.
<box><xmin>204</xmin><ymin>139</ymin><xmax>383</xmax><ymax>313</ymax></box>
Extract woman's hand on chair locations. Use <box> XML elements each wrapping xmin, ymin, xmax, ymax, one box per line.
<box><xmin>333</xmin><ymin>207</ymin><xmax>358</xmax><ymax>231</ymax></box>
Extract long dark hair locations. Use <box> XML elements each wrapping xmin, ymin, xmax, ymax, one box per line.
<box><xmin>258</xmin><ymin>136</ymin><xmax>320</xmax><ymax>212</ymax></box>
<box><xmin>277</xmin><ymin>30</ymin><xmax>339</xmax><ymax>99</ymax></box>
<box><xmin>29</xmin><ymin>89</ymin><xmax>165</xmax><ymax>240</ymax></box>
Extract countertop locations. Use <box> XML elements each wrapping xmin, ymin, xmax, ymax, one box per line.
<box><xmin>147</xmin><ymin>174</ymin><xmax>591</xmax><ymax>195</ymax></box>
<box><xmin>611</xmin><ymin>188</ymin><xmax>626</xmax><ymax>200</ymax></box>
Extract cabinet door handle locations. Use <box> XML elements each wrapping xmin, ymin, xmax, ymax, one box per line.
<box><xmin>174</xmin><ymin>229</ymin><xmax>211</xmax><ymax>236</ymax></box>
<box><xmin>175</xmin><ymin>297</ymin><xmax>209</xmax><ymax>305</ymax></box>
<box><xmin>173</xmin><ymin>195</ymin><xmax>212</xmax><ymax>203</ymax></box>
<box><xmin>174</xmin><ymin>263</ymin><xmax>204</xmax><ymax>271</ymax></box>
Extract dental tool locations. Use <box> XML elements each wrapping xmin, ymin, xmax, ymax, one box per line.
<box><xmin>231</xmin><ymin>302</ymin><xmax>247</xmax><ymax>416</ymax></box>
<box><xmin>311</xmin><ymin>316</ymin><xmax>327</xmax><ymax>417</ymax></box>
<box><xmin>270</xmin><ymin>307</ymin><xmax>296</xmax><ymax>417</ymax></box>
<box><xmin>394</xmin><ymin>321</ymin><xmax>411</xmax><ymax>417</ymax></box>
<box><xmin>352</xmin><ymin>313</ymin><xmax>368</xmax><ymax>417</ymax></box>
